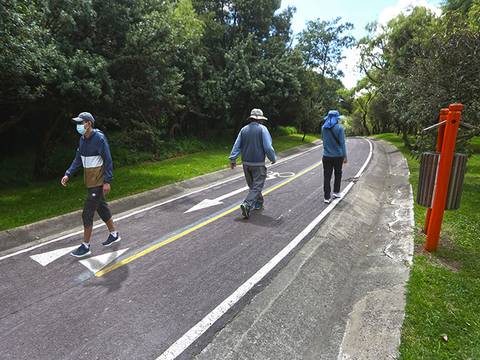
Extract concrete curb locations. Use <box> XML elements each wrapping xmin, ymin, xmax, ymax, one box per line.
<box><xmin>0</xmin><ymin>140</ymin><xmax>321</xmax><ymax>254</ymax></box>
<box><xmin>196</xmin><ymin>139</ymin><xmax>414</xmax><ymax>360</ymax></box>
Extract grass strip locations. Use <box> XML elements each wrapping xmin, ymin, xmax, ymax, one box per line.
<box><xmin>373</xmin><ymin>134</ymin><xmax>480</xmax><ymax>359</ymax></box>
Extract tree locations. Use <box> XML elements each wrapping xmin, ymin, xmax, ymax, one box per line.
<box><xmin>356</xmin><ymin>2</ymin><xmax>480</xmax><ymax>150</ymax></box>
<box><xmin>0</xmin><ymin>0</ymin><xmax>354</xmax><ymax>182</ymax></box>
<box><xmin>297</xmin><ymin>17</ymin><xmax>355</xmax><ymax>78</ymax></box>
<box><xmin>294</xmin><ymin>17</ymin><xmax>353</xmax><ymax>139</ymax></box>
<box><xmin>0</xmin><ymin>0</ymin><xmax>53</xmax><ymax>134</ymax></box>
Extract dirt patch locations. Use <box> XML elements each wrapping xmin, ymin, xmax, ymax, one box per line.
<box><xmin>413</xmin><ymin>231</ymin><xmax>463</xmax><ymax>272</ymax></box>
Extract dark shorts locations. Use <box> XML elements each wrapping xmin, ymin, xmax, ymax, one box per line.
<box><xmin>82</xmin><ymin>186</ymin><xmax>112</xmax><ymax>227</ymax></box>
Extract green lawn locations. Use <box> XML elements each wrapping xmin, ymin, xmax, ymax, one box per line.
<box><xmin>0</xmin><ymin>133</ymin><xmax>319</xmax><ymax>231</ymax></box>
<box><xmin>373</xmin><ymin>134</ymin><xmax>480</xmax><ymax>359</ymax></box>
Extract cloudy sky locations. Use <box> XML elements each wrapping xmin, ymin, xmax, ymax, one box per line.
<box><xmin>279</xmin><ymin>0</ymin><xmax>443</xmax><ymax>89</ymax></box>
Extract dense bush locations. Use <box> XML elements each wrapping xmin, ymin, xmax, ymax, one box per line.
<box><xmin>273</xmin><ymin>126</ymin><xmax>298</xmax><ymax>136</ymax></box>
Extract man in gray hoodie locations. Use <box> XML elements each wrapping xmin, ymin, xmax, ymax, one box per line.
<box><xmin>229</xmin><ymin>108</ymin><xmax>276</xmax><ymax>219</ymax></box>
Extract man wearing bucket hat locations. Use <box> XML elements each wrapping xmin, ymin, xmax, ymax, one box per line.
<box><xmin>321</xmin><ymin>110</ymin><xmax>347</xmax><ymax>204</ymax></box>
<box><xmin>61</xmin><ymin>112</ymin><xmax>120</xmax><ymax>258</ymax></box>
<box><xmin>229</xmin><ymin>108</ymin><xmax>276</xmax><ymax>219</ymax></box>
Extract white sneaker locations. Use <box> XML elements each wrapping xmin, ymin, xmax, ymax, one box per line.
<box><xmin>324</xmin><ymin>198</ymin><xmax>331</xmax><ymax>204</ymax></box>
<box><xmin>332</xmin><ymin>192</ymin><xmax>342</xmax><ymax>199</ymax></box>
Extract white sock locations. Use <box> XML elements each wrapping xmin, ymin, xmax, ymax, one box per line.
<box><xmin>83</xmin><ymin>242</ymin><xmax>90</xmax><ymax>248</ymax></box>
<box><xmin>110</xmin><ymin>231</ymin><xmax>118</xmax><ymax>237</ymax></box>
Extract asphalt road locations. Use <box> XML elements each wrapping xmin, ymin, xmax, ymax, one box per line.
<box><xmin>0</xmin><ymin>138</ymin><xmax>372</xmax><ymax>360</ymax></box>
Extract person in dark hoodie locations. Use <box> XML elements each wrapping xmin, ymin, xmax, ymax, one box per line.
<box><xmin>321</xmin><ymin>110</ymin><xmax>347</xmax><ymax>204</ymax></box>
<box><xmin>229</xmin><ymin>108</ymin><xmax>276</xmax><ymax>219</ymax></box>
<box><xmin>61</xmin><ymin>112</ymin><xmax>120</xmax><ymax>258</ymax></box>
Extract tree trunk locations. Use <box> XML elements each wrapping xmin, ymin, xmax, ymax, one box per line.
<box><xmin>361</xmin><ymin>114</ymin><xmax>370</xmax><ymax>136</ymax></box>
<box><xmin>33</xmin><ymin>115</ymin><xmax>62</xmax><ymax>178</ymax></box>
<box><xmin>169</xmin><ymin>123</ymin><xmax>182</xmax><ymax>140</ymax></box>
<box><xmin>232</xmin><ymin>109</ymin><xmax>249</xmax><ymax>142</ymax></box>
<box><xmin>402</xmin><ymin>128</ymin><xmax>412</xmax><ymax>150</ymax></box>
<box><xmin>0</xmin><ymin>116</ymin><xmax>22</xmax><ymax>135</ymax></box>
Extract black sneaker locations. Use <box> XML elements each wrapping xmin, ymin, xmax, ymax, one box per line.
<box><xmin>102</xmin><ymin>233</ymin><xmax>121</xmax><ymax>247</ymax></box>
<box><xmin>324</xmin><ymin>198</ymin><xmax>331</xmax><ymax>204</ymax></box>
<box><xmin>70</xmin><ymin>243</ymin><xmax>91</xmax><ymax>258</ymax></box>
<box><xmin>240</xmin><ymin>203</ymin><xmax>250</xmax><ymax>219</ymax></box>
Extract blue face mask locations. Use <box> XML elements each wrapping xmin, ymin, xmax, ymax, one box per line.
<box><xmin>76</xmin><ymin>124</ymin><xmax>86</xmax><ymax>135</ymax></box>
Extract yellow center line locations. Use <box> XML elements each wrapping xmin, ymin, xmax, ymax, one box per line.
<box><xmin>96</xmin><ymin>161</ymin><xmax>322</xmax><ymax>277</ymax></box>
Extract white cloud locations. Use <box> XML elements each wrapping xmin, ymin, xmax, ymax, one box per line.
<box><xmin>378</xmin><ymin>0</ymin><xmax>442</xmax><ymax>28</ymax></box>
<box><xmin>338</xmin><ymin>47</ymin><xmax>361</xmax><ymax>89</ymax></box>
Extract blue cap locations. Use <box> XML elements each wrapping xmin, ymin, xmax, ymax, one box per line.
<box><xmin>72</xmin><ymin>112</ymin><xmax>95</xmax><ymax>124</ymax></box>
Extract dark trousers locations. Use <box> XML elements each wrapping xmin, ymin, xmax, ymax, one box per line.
<box><xmin>323</xmin><ymin>156</ymin><xmax>343</xmax><ymax>199</ymax></box>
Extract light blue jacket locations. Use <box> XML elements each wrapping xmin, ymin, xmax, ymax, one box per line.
<box><xmin>229</xmin><ymin>122</ymin><xmax>276</xmax><ymax>166</ymax></box>
<box><xmin>322</xmin><ymin>124</ymin><xmax>347</xmax><ymax>159</ymax></box>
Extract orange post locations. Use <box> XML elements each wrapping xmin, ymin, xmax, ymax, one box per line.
<box><xmin>424</xmin><ymin>103</ymin><xmax>463</xmax><ymax>252</ymax></box>
<box><xmin>424</xmin><ymin>108</ymin><xmax>449</xmax><ymax>233</ymax></box>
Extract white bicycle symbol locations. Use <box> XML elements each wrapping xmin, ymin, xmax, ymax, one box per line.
<box><xmin>266</xmin><ymin>171</ymin><xmax>295</xmax><ymax>180</ymax></box>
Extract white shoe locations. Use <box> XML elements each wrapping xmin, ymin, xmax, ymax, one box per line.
<box><xmin>332</xmin><ymin>192</ymin><xmax>342</xmax><ymax>199</ymax></box>
<box><xmin>324</xmin><ymin>198</ymin><xmax>331</xmax><ymax>204</ymax></box>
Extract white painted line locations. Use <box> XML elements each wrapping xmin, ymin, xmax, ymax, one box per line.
<box><xmin>0</xmin><ymin>229</ymin><xmax>89</xmax><ymax>262</ymax></box>
<box><xmin>78</xmin><ymin>248</ymin><xmax>129</xmax><ymax>274</ymax></box>
<box><xmin>185</xmin><ymin>171</ymin><xmax>297</xmax><ymax>213</ymax></box>
<box><xmin>0</xmin><ymin>143</ymin><xmax>323</xmax><ymax>261</ymax></box>
<box><xmin>30</xmin><ymin>245</ymin><xmax>79</xmax><ymax>266</ymax></box>
<box><xmin>354</xmin><ymin>138</ymin><xmax>373</xmax><ymax>178</ymax></box>
<box><xmin>155</xmin><ymin>138</ymin><xmax>374</xmax><ymax>360</ymax></box>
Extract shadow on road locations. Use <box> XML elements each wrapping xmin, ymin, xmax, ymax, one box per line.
<box><xmin>85</xmin><ymin>265</ymin><xmax>130</xmax><ymax>293</ymax></box>
<box><xmin>233</xmin><ymin>212</ymin><xmax>284</xmax><ymax>227</ymax></box>
<box><xmin>80</xmin><ymin>243</ymin><xmax>130</xmax><ymax>293</ymax></box>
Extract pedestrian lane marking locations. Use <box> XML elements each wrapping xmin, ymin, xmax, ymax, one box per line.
<box><xmin>0</xmin><ymin>143</ymin><xmax>322</xmax><ymax>262</ymax></box>
<box><xmin>30</xmin><ymin>245</ymin><xmax>79</xmax><ymax>266</ymax></box>
<box><xmin>185</xmin><ymin>171</ymin><xmax>296</xmax><ymax>213</ymax></box>
<box><xmin>95</xmin><ymin>161</ymin><xmax>322</xmax><ymax>277</ymax></box>
<box><xmin>266</xmin><ymin>171</ymin><xmax>295</xmax><ymax>180</ymax></box>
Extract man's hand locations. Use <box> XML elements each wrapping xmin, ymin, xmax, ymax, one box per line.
<box><xmin>61</xmin><ymin>175</ymin><xmax>69</xmax><ymax>187</ymax></box>
<box><xmin>103</xmin><ymin>183</ymin><xmax>111</xmax><ymax>195</ymax></box>
<box><xmin>230</xmin><ymin>162</ymin><xmax>237</xmax><ymax>169</ymax></box>
<box><xmin>343</xmin><ymin>158</ymin><xmax>348</xmax><ymax>164</ymax></box>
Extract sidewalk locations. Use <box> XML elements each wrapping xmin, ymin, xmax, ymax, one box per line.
<box><xmin>196</xmin><ymin>139</ymin><xmax>414</xmax><ymax>360</ymax></box>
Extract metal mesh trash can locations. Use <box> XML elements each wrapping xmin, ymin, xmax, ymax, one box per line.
<box><xmin>417</xmin><ymin>152</ymin><xmax>467</xmax><ymax>210</ymax></box>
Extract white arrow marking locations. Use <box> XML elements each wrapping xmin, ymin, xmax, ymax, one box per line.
<box><xmin>79</xmin><ymin>248</ymin><xmax>129</xmax><ymax>274</ymax></box>
<box><xmin>30</xmin><ymin>245</ymin><xmax>80</xmax><ymax>266</ymax></box>
<box><xmin>185</xmin><ymin>198</ymin><xmax>223</xmax><ymax>213</ymax></box>
<box><xmin>185</xmin><ymin>171</ymin><xmax>296</xmax><ymax>213</ymax></box>
<box><xmin>185</xmin><ymin>186</ymin><xmax>248</xmax><ymax>213</ymax></box>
